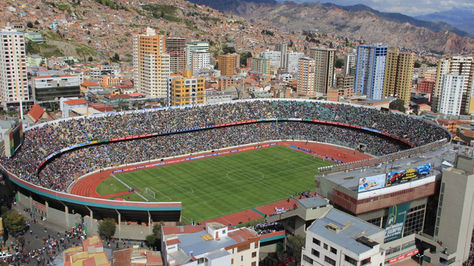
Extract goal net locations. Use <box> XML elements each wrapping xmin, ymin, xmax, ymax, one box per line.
<box><xmin>144</xmin><ymin>187</ymin><xmax>156</xmax><ymax>199</ymax></box>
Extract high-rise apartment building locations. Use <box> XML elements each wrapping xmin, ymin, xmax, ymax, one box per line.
<box><xmin>252</xmin><ymin>56</ymin><xmax>271</xmax><ymax>75</ymax></box>
<box><xmin>344</xmin><ymin>52</ymin><xmax>356</xmax><ymax>75</ymax></box>
<box><xmin>261</xmin><ymin>50</ymin><xmax>281</xmax><ymax>69</ymax></box>
<box><xmin>309</xmin><ymin>47</ymin><xmax>336</xmax><ymax>94</ymax></box>
<box><xmin>287</xmin><ymin>52</ymin><xmax>305</xmax><ymax>74</ymax></box>
<box><xmin>0</xmin><ymin>27</ymin><xmax>29</xmax><ymax>103</ymax></box>
<box><xmin>190</xmin><ymin>50</ymin><xmax>211</xmax><ymax>76</ymax></box>
<box><xmin>185</xmin><ymin>41</ymin><xmax>209</xmax><ymax>70</ymax></box>
<box><xmin>438</xmin><ymin>74</ymin><xmax>465</xmax><ymax>116</ymax></box>
<box><xmin>218</xmin><ymin>54</ymin><xmax>236</xmax><ymax>77</ymax></box>
<box><xmin>166</xmin><ymin>37</ymin><xmax>186</xmax><ymax>74</ymax></box>
<box><xmin>297</xmin><ymin>57</ymin><xmax>316</xmax><ymax>96</ymax></box>
<box><xmin>168</xmin><ymin>70</ymin><xmax>205</xmax><ymax>106</ymax></box>
<box><xmin>354</xmin><ymin>45</ymin><xmax>387</xmax><ymax>100</ymax></box>
<box><xmin>383</xmin><ymin>51</ymin><xmax>415</xmax><ymax>105</ymax></box>
<box><xmin>432</xmin><ymin>56</ymin><xmax>473</xmax><ymax>115</ymax></box>
<box><xmin>133</xmin><ymin>27</ymin><xmax>170</xmax><ymax>98</ymax></box>
<box><xmin>276</xmin><ymin>42</ymin><xmax>288</xmax><ymax>71</ymax></box>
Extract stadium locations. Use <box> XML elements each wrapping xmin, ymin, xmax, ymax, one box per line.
<box><xmin>0</xmin><ymin>99</ymin><xmax>451</xmax><ymax>240</ymax></box>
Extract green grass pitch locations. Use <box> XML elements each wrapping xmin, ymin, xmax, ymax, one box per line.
<box><xmin>96</xmin><ymin>146</ymin><xmax>334</xmax><ymax>223</ymax></box>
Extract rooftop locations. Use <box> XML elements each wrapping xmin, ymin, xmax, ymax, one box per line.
<box><xmin>296</xmin><ymin>196</ymin><xmax>328</xmax><ymax>209</ymax></box>
<box><xmin>308</xmin><ymin>208</ymin><xmax>383</xmax><ymax>255</ymax></box>
<box><xmin>64</xmin><ymin>99</ymin><xmax>88</xmax><ymax>105</ymax></box>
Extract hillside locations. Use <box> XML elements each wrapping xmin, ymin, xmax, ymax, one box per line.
<box><xmin>1</xmin><ymin>0</ymin><xmax>284</xmax><ymax>60</ymax></box>
<box><xmin>189</xmin><ymin>0</ymin><xmax>474</xmax><ymax>54</ymax></box>
<box><xmin>416</xmin><ymin>9</ymin><xmax>474</xmax><ymax>36</ymax></box>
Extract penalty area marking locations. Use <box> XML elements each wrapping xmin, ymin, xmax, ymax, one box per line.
<box><xmin>111</xmin><ymin>174</ymin><xmax>149</xmax><ymax>202</ymax></box>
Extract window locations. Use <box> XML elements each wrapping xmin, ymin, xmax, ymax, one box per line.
<box><xmin>345</xmin><ymin>255</ymin><xmax>357</xmax><ymax>266</ymax></box>
<box><xmin>251</xmin><ymin>262</ymin><xmax>256</xmax><ymax>266</ymax></box>
<box><xmin>330</xmin><ymin>247</ymin><xmax>337</xmax><ymax>254</ymax></box>
<box><xmin>252</xmin><ymin>251</ymin><xmax>257</xmax><ymax>258</ymax></box>
<box><xmin>324</xmin><ymin>256</ymin><xmax>336</xmax><ymax>266</ymax></box>
<box><xmin>361</xmin><ymin>257</ymin><xmax>371</xmax><ymax>265</ymax></box>
<box><xmin>323</xmin><ymin>243</ymin><xmax>328</xmax><ymax>250</ymax></box>
<box><xmin>303</xmin><ymin>255</ymin><xmax>314</xmax><ymax>264</ymax></box>
<box><xmin>312</xmin><ymin>238</ymin><xmax>320</xmax><ymax>246</ymax></box>
<box><xmin>311</xmin><ymin>248</ymin><xmax>320</xmax><ymax>257</ymax></box>
<box><xmin>241</xmin><ymin>256</ymin><xmax>243</xmax><ymax>261</ymax></box>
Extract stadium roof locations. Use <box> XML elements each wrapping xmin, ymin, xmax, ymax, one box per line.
<box><xmin>296</xmin><ymin>196</ymin><xmax>328</xmax><ymax>209</ymax></box>
<box><xmin>321</xmin><ymin>144</ymin><xmax>461</xmax><ymax>191</ymax></box>
<box><xmin>307</xmin><ymin>208</ymin><xmax>383</xmax><ymax>255</ymax></box>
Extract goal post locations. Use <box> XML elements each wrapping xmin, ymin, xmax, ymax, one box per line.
<box><xmin>144</xmin><ymin>187</ymin><xmax>156</xmax><ymax>199</ymax></box>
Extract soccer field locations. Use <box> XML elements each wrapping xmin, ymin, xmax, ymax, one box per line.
<box><xmin>96</xmin><ymin>145</ymin><xmax>334</xmax><ymax>223</ymax></box>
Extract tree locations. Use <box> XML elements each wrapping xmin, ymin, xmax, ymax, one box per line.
<box><xmin>27</xmin><ymin>21</ymin><xmax>34</xmax><ymax>28</ymax></box>
<box><xmin>222</xmin><ymin>45</ymin><xmax>235</xmax><ymax>54</ymax></box>
<box><xmin>3</xmin><ymin>210</ymin><xmax>26</xmax><ymax>236</ymax></box>
<box><xmin>335</xmin><ymin>58</ymin><xmax>344</xmax><ymax>68</ymax></box>
<box><xmin>145</xmin><ymin>224</ymin><xmax>162</xmax><ymax>250</ymax></box>
<box><xmin>414</xmin><ymin>61</ymin><xmax>421</xmax><ymax>68</ymax></box>
<box><xmin>239</xmin><ymin>51</ymin><xmax>252</xmax><ymax>67</ymax></box>
<box><xmin>98</xmin><ymin>218</ymin><xmax>116</xmax><ymax>240</ymax></box>
<box><xmin>88</xmin><ymin>56</ymin><xmax>93</xmax><ymax>62</ymax></box>
<box><xmin>389</xmin><ymin>99</ymin><xmax>406</xmax><ymax>113</ymax></box>
<box><xmin>287</xmin><ymin>234</ymin><xmax>305</xmax><ymax>265</ymax></box>
<box><xmin>111</xmin><ymin>53</ymin><xmax>120</xmax><ymax>62</ymax></box>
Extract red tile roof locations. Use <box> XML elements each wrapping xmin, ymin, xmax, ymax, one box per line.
<box><xmin>27</xmin><ymin>103</ymin><xmax>45</xmax><ymax>122</ymax></box>
<box><xmin>128</xmin><ymin>92</ymin><xmax>146</xmax><ymax>97</ymax></box>
<box><xmin>146</xmin><ymin>251</ymin><xmax>163</xmax><ymax>264</ymax></box>
<box><xmin>162</xmin><ymin>225</ymin><xmax>206</xmax><ymax>236</ymax></box>
<box><xmin>166</xmin><ymin>238</ymin><xmax>180</xmax><ymax>245</ymax></box>
<box><xmin>65</xmin><ymin>99</ymin><xmax>88</xmax><ymax>105</ymax></box>
<box><xmin>81</xmin><ymin>81</ymin><xmax>100</xmax><ymax>87</ymax></box>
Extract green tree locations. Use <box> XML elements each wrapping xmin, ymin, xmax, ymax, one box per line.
<box><xmin>27</xmin><ymin>21</ymin><xmax>34</xmax><ymax>28</ymax></box>
<box><xmin>222</xmin><ymin>45</ymin><xmax>235</xmax><ymax>55</ymax></box>
<box><xmin>389</xmin><ymin>99</ymin><xmax>406</xmax><ymax>113</ymax></box>
<box><xmin>239</xmin><ymin>51</ymin><xmax>252</xmax><ymax>67</ymax></box>
<box><xmin>110</xmin><ymin>53</ymin><xmax>120</xmax><ymax>62</ymax></box>
<box><xmin>335</xmin><ymin>58</ymin><xmax>344</xmax><ymax>68</ymax></box>
<box><xmin>414</xmin><ymin>61</ymin><xmax>421</xmax><ymax>68</ymax></box>
<box><xmin>88</xmin><ymin>56</ymin><xmax>93</xmax><ymax>62</ymax></box>
<box><xmin>98</xmin><ymin>218</ymin><xmax>116</xmax><ymax>240</ymax></box>
<box><xmin>3</xmin><ymin>210</ymin><xmax>26</xmax><ymax>236</ymax></box>
<box><xmin>145</xmin><ymin>224</ymin><xmax>162</xmax><ymax>250</ymax></box>
<box><xmin>287</xmin><ymin>234</ymin><xmax>305</xmax><ymax>265</ymax></box>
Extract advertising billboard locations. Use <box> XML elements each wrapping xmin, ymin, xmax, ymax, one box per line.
<box><xmin>386</xmin><ymin>164</ymin><xmax>431</xmax><ymax>187</ymax></box>
<box><xmin>358</xmin><ymin>174</ymin><xmax>386</xmax><ymax>193</ymax></box>
<box><xmin>385</xmin><ymin>202</ymin><xmax>411</xmax><ymax>242</ymax></box>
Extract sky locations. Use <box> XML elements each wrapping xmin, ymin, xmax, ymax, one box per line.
<box><xmin>281</xmin><ymin>0</ymin><xmax>474</xmax><ymax>16</ymax></box>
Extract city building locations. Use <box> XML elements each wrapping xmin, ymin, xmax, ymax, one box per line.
<box><xmin>0</xmin><ymin>26</ymin><xmax>29</xmax><ymax>104</ymax></box>
<box><xmin>185</xmin><ymin>41</ymin><xmax>209</xmax><ymax>70</ymax></box>
<box><xmin>168</xmin><ymin>70</ymin><xmax>205</xmax><ymax>106</ymax></box>
<box><xmin>218</xmin><ymin>54</ymin><xmax>236</xmax><ymax>77</ymax></box>
<box><xmin>133</xmin><ymin>27</ymin><xmax>170</xmax><ymax>98</ymax></box>
<box><xmin>275</xmin><ymin>42</ymin><xmax>288</xmax><ymax>71</ymax></box>
<box><xmin>162</xmin><ymin>223</ymin><xmax>260</xmax><ymax>266</ymax></box>
<box><xmin>31</xmin><ymin>74</ymin><xmax>81</xmax><ymax>101</ymax></box>
<box><xmin>261</xmin><ymin>50</ymin><xmax>281</xmax><ymax>69</ymax></box>
<box><xmin>344</xmin><ymin>52</ymin><xmax>356</xmax><ymax>75</ymax></box>
<box><xmin>417</xmin><ymin>80</ymin><xmax>434</xmax><ymax>95</ymax></box>
<box><xmin>438</xmin><ymin>74</ymin><xmax>465</xmax><ymax>116</ymax></box>
<box><xmin>297</xmin><ymin>57</ymin><xmax>316</xmax><ymax>96</ymax></box>
<box><xmin>191</xmin><ymin>50</ymin><xmax>211</xmax><ymax>76</ymax></box>
<box><xmin>166</xmin><ymin>37</ymin><xmax>186</xmax><ymax>74</ymax></box>
<box><xmin>287</xmin><ymin>52</ymin><xmax>305</xmax><ymax>74</ymax></box>
<box><xmin>309</xmin><ymin>47</ymin><xmax>336</xmax><ymax>94</ymax></box>
<box><xmin>89</xmin><ymin>64</ymin><xmax>120</xmax><ymax>78</ymax></box>
<box><xmin>417</xmin><ymin>152</ymin><xmax>474</xmax><ymax>266</ymax></box>
<box><xmin>383</xmin><ymin>51</ymin><xmax>415</xmax><ymax>106</ymax></box>
<box><xmin>206</xmin><ymin>88</ymin><xmax>237</xmax><ymax>103</ymax></box>
<box><xmin>315</xmin><ymin>145</ymin><xmax>462</xmax><ymax>264</ymax></box>
<box><xmin>301</xmin><ymin>208</ymin><xmax>385</xmax><ymax>266</ymax></box>
<box><xmin>432</xmin><ymin>56</ymin><xmax>473</xmax><ymax>115</ymax></box>
<box><xmin>354</xmin><ymin>44</ymin><xmax>388</xmax><ymax>100</ymax></box>
<box><xmin>252</xmin><ymin>57</ymin><xmax>271</xmax><ymax>75</ymax></box>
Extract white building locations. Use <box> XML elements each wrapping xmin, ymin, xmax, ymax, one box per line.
<box><xmin>185</xmin><ymin>41</ymin><xmax>209</xmax><ymax>70</ymax></box>
<box><xmin>0</xmin><ymin>27</ymin><xmax>29</xmax><ymax>103</ymax></box>
<box><xmin>31</xmin><ymin>74</ymin><xmax>81</xmax><ymax>101</ymax></box>
<box><xmin>191</xmin><ymin>50</ymin><xmax>211</xmax><ymax>76</ymax></box>
<box><xmin>162</xmin><ymin>223</ymin><xmax>260</xmax><ymax>266</ymax></box>
<box><xmin>133</xmin><ymin>27</ymin><xmax>170</xmax><ymax>98</ymax></box>
<box><xmin>287</xmin><ymin>52</ymin><xmax>305</xmax><ymax>74</ymax></box>
<box><xmin>301</xmin><ymin>208</ymin><xmax>385</xmax><ymax>266</ymax></box>
<box><xmin>261</xmin><ymin>50</ymin><xmax>281</xmax><ymax>69</ymax></box>
<box><xmin>344</xmin><ymin>52</ymin><xmax>356</xmax><ymax>75</ymax></box>
<box><xmin>354</xmin><ymin>45</ymin><xmax>387</xmax><ymax>100</ymax></box>
<box><xmin>438</xmin><ymin>74</ymin><xmax>465</xmax><ymax>116</ymax></box>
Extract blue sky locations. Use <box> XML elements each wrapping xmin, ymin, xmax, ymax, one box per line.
<box><xmin>279</xmin><ymin>0</ymin><xmax>474</xmax><ymax>15</ymax></box>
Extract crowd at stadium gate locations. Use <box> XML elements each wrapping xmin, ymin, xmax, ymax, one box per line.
<box><xmin>0</xmin><ymin>100</ymin><xmax>449</xmax><ymax>192</ymax></box>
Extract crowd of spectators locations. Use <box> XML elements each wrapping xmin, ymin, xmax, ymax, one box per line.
<box><xmin>0</xmin><ymin>100</ymin><xmax>449</xmax><ymax>192</ymax></box>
